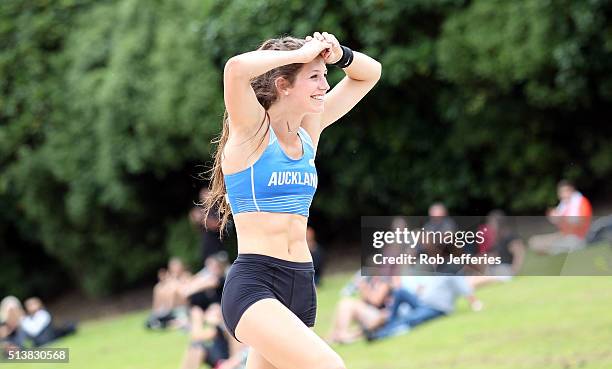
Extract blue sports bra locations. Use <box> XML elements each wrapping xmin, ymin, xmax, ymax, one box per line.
<box><xmin>224</xmin><ymin>124</ymin><xmax>318</xmax><ymax>218</ymax></box>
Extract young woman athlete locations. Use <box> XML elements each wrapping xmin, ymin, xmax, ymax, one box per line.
<box><xmin>205</xmin><ymin>31</ymin><xmax>381</xmax><ymax>369</ymax></box>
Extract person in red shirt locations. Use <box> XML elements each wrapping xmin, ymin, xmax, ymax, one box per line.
<box><xmin>529</xmin><ymin>180</ymin><xmax>592</xmax><ymax>254</ymax></box>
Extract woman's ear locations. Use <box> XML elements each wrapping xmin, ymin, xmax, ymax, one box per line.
<box><xmin>275</xmin><ymin>76</ymin><xmax>290</xmax><ymax>96</ymax></box>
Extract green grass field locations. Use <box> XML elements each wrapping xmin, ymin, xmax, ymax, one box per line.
<box><xmin>521</xmin><ymin>243</ymin><xmax>612</xmax><ymax>276</ymax></box>
<box><xmin>4</xmin><ymin>274</ymin><xmax>612</xmax><ymax>369</ymax></box>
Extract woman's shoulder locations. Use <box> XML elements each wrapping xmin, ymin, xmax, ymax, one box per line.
<box><xmin>301</xmin><ymin>114</ymin><xmax>322</xmax><ymax>148</ymax></box>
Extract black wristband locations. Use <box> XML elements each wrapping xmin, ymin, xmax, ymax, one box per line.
<box><xmin>331</xmin><ymin>45</ymin><xmax>354</xmax><ymax>69</ymax></box>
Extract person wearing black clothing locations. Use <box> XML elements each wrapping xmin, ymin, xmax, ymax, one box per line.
<box><xmin>306</xmin><ymin>226</ymin><xmax>325</xmax><ymax>286</ymax></box>
<box><xmin>191</xmin><ymin>188</ymin><xmax>224</xmax><ymax>264</ymax></box>
<box><xmin>183</xmin><ymin>252</ymin><xmax>228</xmax><ymax>311</ymax></box>
<box><xmin>180</xmin><ymin>304</ymin><xmax>229</xmax><ymax>369</ymax></box>
<box><xmin>21</xmin><ymin>298</ymin><xmax>76</xmax><ymax>347</ymax></box>
<box><xmin>415</xmin><ymin>203</ymin><xmax>459</xmax><ymax>273</ymax></box>
<box><xmin>471</xmin><ymin>211</ymin><xmax>526</xmax><ymax>288</ymax></box>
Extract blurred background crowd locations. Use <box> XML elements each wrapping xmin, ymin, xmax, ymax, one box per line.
<box><xmin>6</xmin><ymin>178</ymin><xmax>606</xmax><ymax>367</ymax></box>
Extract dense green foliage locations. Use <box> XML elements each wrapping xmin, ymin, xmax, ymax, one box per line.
<box><xmin>1</xmin><ymin>0</ymin><xmax>611</xmax><ymax>296</ymax></box>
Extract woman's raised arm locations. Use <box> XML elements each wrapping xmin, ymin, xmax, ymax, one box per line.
<box><xmin>308</xmin><ymin>32</ymin><xmax>382</xmax><ymax>131</ymax></box>
<box><xmin>223</xmin><ymin>40</ymin><xmax>330</xmax><ymax>132</ymax></box>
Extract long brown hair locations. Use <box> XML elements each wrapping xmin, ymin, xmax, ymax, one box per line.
<box><xmin>203</xmin><ymin>36</ymin><xmax>307</xmax><ymax>235</ymax></box>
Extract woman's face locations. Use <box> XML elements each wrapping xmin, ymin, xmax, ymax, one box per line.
<box><xmin>286</xmin><ymin>57</ymin><xmax>330</xmax><ymax>114</ymax></box>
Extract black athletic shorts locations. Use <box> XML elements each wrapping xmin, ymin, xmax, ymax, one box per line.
<box><xmin>221</xmin><ymin>253</ymin><xmax>317</xmax><ymax>342</ymax></box>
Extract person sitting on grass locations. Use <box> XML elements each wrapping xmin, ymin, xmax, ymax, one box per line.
<box><xmin>1</xmin><ymin>296</ymin><xmax>26</xmax><ymax>355</ymax></box>
<box><xmin>327</xmin><ymin>273</ymin><xmax>393</xmax><ymax>344</ymax></box>
<box><xmin>147</xmin><ymin>253</ymin><xmax>229</xmax><ymax>331</ymax></box>
<box><xmin>146</xmin><ymin>257</ymin><xmax>191</xmax><ymax>330</ymax></box>
<box><xmin>181</xmin><ymin>252</ymin><xmax>228</xmax><ymax>315</ymax></box>
<box><xmin>366</xmin><ymin>276</ymin><xmax>483</xmax><ymax>342</ymax></box>
<box><xmin>529</xmin><ymin>179</ymin><xmax>592</xmax><ymax>255</ymax></box>
<box><xmin>470</xmin><ymin>211</ymin><xmax>526</xmax><ymax>288</ymax></box>
<box><xmin>20</xmin><ymin>297</ymin><xmax>77</xmax><ymax>347</ymax></box>
<box><xmin>180</xmin><ymin>303</ymin><xmax>247</xmax><ymax>369</ymax></box>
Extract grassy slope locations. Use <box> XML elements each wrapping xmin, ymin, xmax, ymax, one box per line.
<box><xmin>6</xmin><ymin>274</ymin><xmax>612</xmax><ymax>369</ymax></box>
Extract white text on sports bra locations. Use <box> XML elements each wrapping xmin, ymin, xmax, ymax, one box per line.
<box><xmin>267</xmin><ymin>172</ymin><xmax>318</xmax><ymax>188</ymax></box>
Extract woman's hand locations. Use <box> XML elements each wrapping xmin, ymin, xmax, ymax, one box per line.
<box><xmin>306</xmin><ymin>31</ymin><xmax>342</xmax><ymax>64</ymax></box>
<box><xmin>298</xmin><ymin>37</ymin><xmax>331</xmax><ymax>62</ymax></box>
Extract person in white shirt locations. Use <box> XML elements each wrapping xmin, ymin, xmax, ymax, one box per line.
<box><xmin>529</xmin><ymin>180</ymin><xmax>593</xmax><ymax>255</ymax></box>
<box><xmin>21</xmin><ymin>298</ymin><xmax>55</xmax><ymax>347</ymax></box>
<box><xmin>21</xmin><ymin>297</ymin><xmax>76</xmax><ymax>347</ymax></box>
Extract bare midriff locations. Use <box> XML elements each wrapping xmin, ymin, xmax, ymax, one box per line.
<box><xmin>233</xmin><ymin>212</ymin><xmax>312</xmax><ymax>262</ymax></box>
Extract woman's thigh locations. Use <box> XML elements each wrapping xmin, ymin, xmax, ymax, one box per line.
<box><xmin>246</xmin><ymin>348</ymin><xmax>277</xmax><ymax>369</ymax></box>
<box><xmin>236</xmin><ymin>298</ymin><xmax>344</xmax><ymax>369</ymax></box>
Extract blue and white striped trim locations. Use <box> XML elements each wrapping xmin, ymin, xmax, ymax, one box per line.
<box><xmin>250</xmin><ymin>166</ymin><xmax>260</xmax><ymax>211</ymax></box>
<box><xmin>231</xmin><ymin>194</ymin><xmax>313</xmax><ymax>216</ymax></box>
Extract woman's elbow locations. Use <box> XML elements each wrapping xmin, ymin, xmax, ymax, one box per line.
<box><xmin>372</xmin><ymin>60</ymin><xmax>382</xmax><ymax>81</ymax></box>
<box><xmin>224</xmin><ymin>56</ymin><xmax>247</xmax><ymax>80</ymax></box>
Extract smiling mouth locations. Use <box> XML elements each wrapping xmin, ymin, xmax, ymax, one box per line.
<box><xmin>311</xmin><ymin>95</ymin><xmax>324</xmax><ymax>101</ymax></box>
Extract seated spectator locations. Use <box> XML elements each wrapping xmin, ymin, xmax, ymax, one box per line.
<box><xmin>20</xmin><ymin>297</ymin><xmax>76</xmax><ymax>347</ymax></box>
<box><xmin>477</xmin><ymin>210</ymin><xmax>505</xmax><ymax>255</ymax></box>
<box><xmin>471</xmin><ymin>211</ymin><xmax>526</xmax><ymax>287</ymax></box>
<box><xmin>529</xmin><ymin>180</ymin><xmax>592</xmax><ymax>255</ymax></box>
<box><xmin>367</xmin><ymin>276</ymin><xmax>483</xmax><ymax>341</ymax></box>
<box><xmin>416</xmin><ymin>203</ymin><xmax>458</xmax><ymax>273</ymax></box>
<box><xmin>327</xmin><ymin>273</ymin><xmax>393</xmax><ymax>344</ymax></box>
<box><xmin>146</xmin><ymin>257</ymin><xmax>191</xmax><ymax>330</ymax></box>
<box><xmin>181</xmin><ymin>252</ymin><xmax>228</xmax><ymax>312</ymax></box>
<box><xmin>1</xmin><ymin>296</ymin><xmax>26</xmax><ymax>354</ymax></box>
<box><xmin>180</xmin><ymin>303</ymin><xmax>247</xmax><ymax>369</ymax></box>
<box><xmin>306</xmin><ymin>226</ymin><xmax>325</xmax><ymax>286</ymax></box>
<box><xmin>382</xmin><ymin>217</ymin><xmax>412</xmax><ymax>275</ymax></box>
